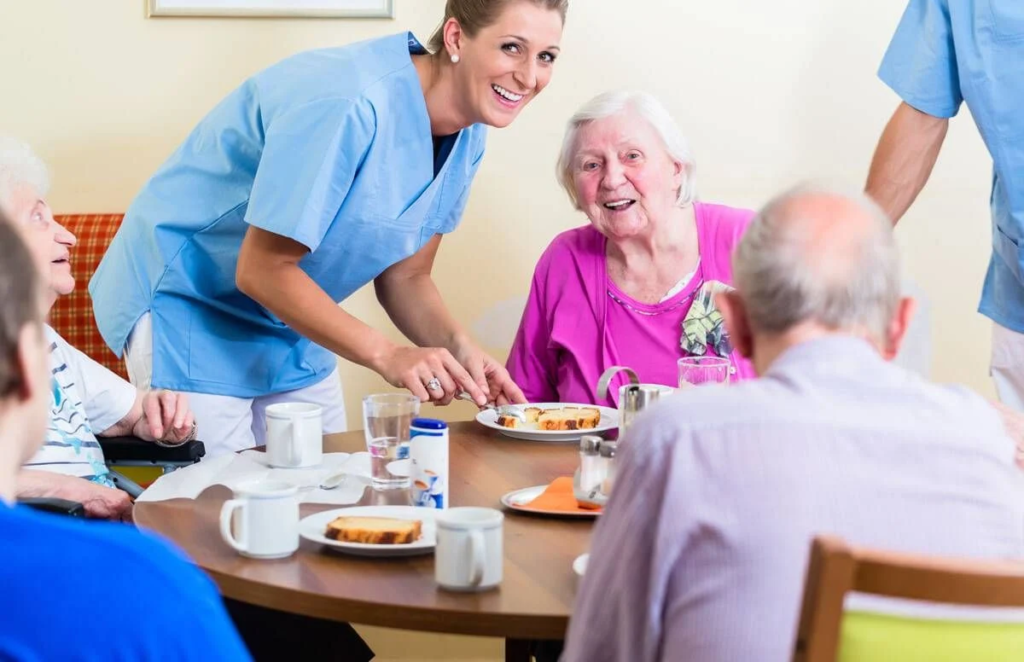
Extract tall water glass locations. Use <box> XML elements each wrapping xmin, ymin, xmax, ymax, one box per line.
<box><xmin>362</xmin><ymin>394</ymin><xmax>420</xmax><ymax>490</ymax></box>
<box><xmin>678</xmin><ymin>356</ymin><xmax>731</xmax><ymax>388</ymax></box>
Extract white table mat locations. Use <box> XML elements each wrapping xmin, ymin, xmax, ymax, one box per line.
<box><xmin>136</xmin><ymin>451</ymin><xmax>375</xmax><ymax>505</ymax></box>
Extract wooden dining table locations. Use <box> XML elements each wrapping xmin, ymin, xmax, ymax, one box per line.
<box><xmin>133</xmin><ymin>421</ymin><xmax>596</xmax><ymax>661</ymax></box>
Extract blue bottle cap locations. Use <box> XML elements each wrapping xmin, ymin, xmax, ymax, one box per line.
<box><xmin>412</xmin><ymin>417</ymin><xmax>448</xmax><ymax>430</ymax></box>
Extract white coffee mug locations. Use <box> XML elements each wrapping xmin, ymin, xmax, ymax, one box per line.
<box><xmin>265</xmin><ymin>402</ymin><xmax>323</xmax><ymax>468</ymax></box>
<box><xmin>219</xmin><ymin>480</ymin><xmax>299</xmax><ymax>559</ymax></box>
<box><xmin>435</xmin><ymin>507</ymin><xmax>503</xmax><ymax>592</ymax></box>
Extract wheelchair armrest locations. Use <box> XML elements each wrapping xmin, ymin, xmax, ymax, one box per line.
<box><xmin>98</xmin><ymin>436</ymin><xmax>206</xmax><ymax>464</ymax></box>
<box><xmin>19</xmin><ymin>497</ymin><xmax>86</xmax><ymax>517</ymax></box>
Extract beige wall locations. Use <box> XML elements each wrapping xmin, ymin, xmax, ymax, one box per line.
<box><xmin>1</xmin><ymin>0</ymin><xmax>998</xmax><ymax>428</ymax></box>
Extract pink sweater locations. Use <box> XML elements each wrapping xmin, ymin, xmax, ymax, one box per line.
<box><xmin>506</xmin><ymin>202</ymin><xmax>755</xmax><ymax>408</ymax></box>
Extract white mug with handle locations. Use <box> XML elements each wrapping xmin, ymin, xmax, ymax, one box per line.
<box><xmin>435</xmin><ymin>507</ymin><xmax>504</xmax><ymax>592</ymax></box>
<box><xmin>265</xmin><ymin>402</ymin><xmax>323</xmax><ymax>468</ymax></box>
<box><xmin>219</xmin><ymin>480</ymin><xmax>299</xmax><ymax>559</ymax></box>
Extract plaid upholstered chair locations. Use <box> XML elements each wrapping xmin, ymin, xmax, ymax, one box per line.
<box><xmin>43</xmin><ymin>214</ymin><xmax>204</xmax><ymax>497</ymax></box>
<box><xmin>50</xmin><ymin>214</ymin><xmax>129</xmax><ymax>379</ymax></box>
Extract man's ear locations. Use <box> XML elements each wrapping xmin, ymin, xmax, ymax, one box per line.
<box><xmin>881</xmin><ymin>297</ymin><xmax>916</xmax><ymax>361</ymax></box>
<box><xmin>717</xmin><ymin>290</ymin><xmax>753</xmax><ymax>359</ymax></box>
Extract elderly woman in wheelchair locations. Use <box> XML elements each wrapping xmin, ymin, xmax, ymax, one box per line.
<box><xmin>0</xmin><ymin>137</ymin><xmax>197</xmax><ymax>521</ymax></box>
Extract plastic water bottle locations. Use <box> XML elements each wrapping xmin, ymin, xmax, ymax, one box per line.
<box><xmin>410</xmin><ymin>418</ymin><xmax>449</xmax><ymax>509</ymax></box>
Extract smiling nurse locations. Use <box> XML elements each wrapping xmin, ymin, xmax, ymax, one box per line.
<box><xmin>90</xmin><ymin>0</ymin><xmax>568</xmax><ymax>455</ymax></box>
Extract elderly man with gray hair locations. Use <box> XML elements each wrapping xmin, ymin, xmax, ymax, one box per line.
<box><xmin>562</xmin><ymin>185</ymin><xmax>1024</xmax><ymax>662</ymax></box>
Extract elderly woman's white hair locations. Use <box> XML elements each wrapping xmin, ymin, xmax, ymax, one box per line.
<box><xmin>556</xmin><ymin>90</ymin><xmax>697</xmax><ymax>210</ymax></box>
<box><xmin>0</xmin><ymin>137</ymin><xmax>50</xmax><ymax>210</ymax></box>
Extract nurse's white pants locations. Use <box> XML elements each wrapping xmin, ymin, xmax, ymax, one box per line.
<box><xmin>124</xmin><ymin>313</ymin><xmax>347</xmax><ymax>458</ymax></box>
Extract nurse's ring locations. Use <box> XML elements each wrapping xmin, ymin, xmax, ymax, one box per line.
<box><xmin>426</xmin><ymin>377</ymin><xmax>442</xmax><ymax>392</ymax></box>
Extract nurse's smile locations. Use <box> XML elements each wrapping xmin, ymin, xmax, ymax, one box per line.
<box><xmin>492</xmin><ymin>83</ymin><xmax>526</xmax><ymax>108</ymax></box>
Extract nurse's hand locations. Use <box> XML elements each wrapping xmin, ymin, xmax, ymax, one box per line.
<box><xmin>452</xmin><ymin>342</ymin><xmax>527</xmax><ymax>406</ymax></box>
<box><xmin>379</xmin><ymin>346</ymin><xmax>489</xmax><ymax>406</ymax></box>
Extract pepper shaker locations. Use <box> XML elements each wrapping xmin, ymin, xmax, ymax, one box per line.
<box><xmin>599</xmin><ymin>441</ymin><xmax>618</xmax><ymax>497</ymax></box>
<box><xmin>574</xmin><ymin>434</ymin><xmax>608</xmax><ymax>509</ymax></box>
<box><xmin>578</xmin><ymin>435</ymin><xmax>604</xmax><ymax>493</ymax></box>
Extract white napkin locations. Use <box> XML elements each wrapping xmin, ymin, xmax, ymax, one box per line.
<box><xmin>136</xmin><ymin>451</ymin><xmax>372</xmax><ymax>505</ymax></box>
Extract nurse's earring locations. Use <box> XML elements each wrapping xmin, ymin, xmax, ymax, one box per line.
<box><xmin>450</xmin><ymin>53</ymin><xmax>460</xmax><ymax>64</ymax></box>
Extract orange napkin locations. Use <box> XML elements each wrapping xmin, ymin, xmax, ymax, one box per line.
<box><xmin>522</xmin><ymin>476</ymin><xmax>602</xmax><ymax>513</ymax></box>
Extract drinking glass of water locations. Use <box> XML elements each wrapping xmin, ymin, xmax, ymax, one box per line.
<box><xmin>677</xmin><ymin>356</ymin><xmax>731</xmax><ymax>388</ymax></box>
<box><xmin>362</xmin><ymin>394</ymin><xmax>420</xmax><ymax>491</ymax></box>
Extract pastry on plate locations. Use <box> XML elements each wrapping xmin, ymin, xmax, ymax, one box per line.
<box><xmin>325</xmin><ymin>516</ymin><xmax>422</xmax><ymax>545</ymax></box>
<box><xmin>538</xmin><ymin>406</ymin><xmax>601</xmax><ymax>430</ymax></box>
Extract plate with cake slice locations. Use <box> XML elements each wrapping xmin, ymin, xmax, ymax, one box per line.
<box><xmin>299</xmin><ymin>505</ymin><xmax>436</xmax><ymax>557</ymax></box>
<box><xmin>476</xmin><ymin>402</ymin><xmax>618</xmax><ymax>441</ymax></box>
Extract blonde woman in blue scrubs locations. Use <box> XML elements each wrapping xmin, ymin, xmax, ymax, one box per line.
<box><xmin>90</xmin><ymin>0</ymin><xmax>568</xmax><ymax>455</ymax></box>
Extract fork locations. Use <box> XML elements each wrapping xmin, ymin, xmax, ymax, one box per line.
<box><xmin>457</xmin><ymin>391</ymin><xmax>527</xmax><ymax>422</ymax></box>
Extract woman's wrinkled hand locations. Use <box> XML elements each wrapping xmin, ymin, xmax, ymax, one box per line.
<box><xmin>64</xmin><ymin>478</ymin><xmax>134</xmax><ymax>522</ymax></box>
<box><xmin>134</xmin><ymin>389</ymin><xmax>196</xmax><ymax>444</ymax></box>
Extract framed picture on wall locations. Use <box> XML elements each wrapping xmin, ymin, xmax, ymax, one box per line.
<box><xmin>148</xmin><ymin>0</ymin><xmax>394</xmax><ymax>18</ymax></box>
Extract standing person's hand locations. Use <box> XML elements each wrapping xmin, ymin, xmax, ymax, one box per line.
<box><xmin>452</xmin><ymin>341</ymin><xmax>527</xmax><ymax>406</ymax></box>
<box><xmin>990</xmin><ymin>400</ymin><xmax>1024</xmax><ymax>470</ymax></box>
<box><xmin>376</xmin><ymin>345</ymin><xmax>489</xmax><ymax>406</ymax></box>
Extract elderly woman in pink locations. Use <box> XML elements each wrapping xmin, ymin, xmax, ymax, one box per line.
<box><xmin>507</xmin><ymin>91</ymin><xmax>755</xmax><ymax>407</ymax></box>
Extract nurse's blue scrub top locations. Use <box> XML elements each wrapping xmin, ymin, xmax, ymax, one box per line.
<box><xmin>90</xmin><ymin>33</ymin><xmax>487</xmax><ymax>398</ymax></box>
<box><xmin>880</xmin><ymin>1</ymin><xmax>1024</xmax><ymax>332</ymax></box>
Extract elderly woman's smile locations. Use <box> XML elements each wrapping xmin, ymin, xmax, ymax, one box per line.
<box><xmin>603</xmin><ymin>199</ymin><xmax>636</xmax><ymax>211</ymax></box>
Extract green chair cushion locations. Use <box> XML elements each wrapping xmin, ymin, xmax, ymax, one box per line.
<box><xmin>840</xmin><ymin>610</ymin><xmax>1024</xmax><ymax>662</ymax></box>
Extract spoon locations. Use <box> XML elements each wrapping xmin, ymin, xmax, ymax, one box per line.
<box><xmin>457</xmin><ymin>392</ymin><xmax>526</xmax><ymax>421</ymax></box>
<box><xmin>319</xmin><ymin>473</ymin><xmax>349</xmax><ymax>490</ymax></box>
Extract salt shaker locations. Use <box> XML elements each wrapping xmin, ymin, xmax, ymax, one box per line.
<box><xmin>599</xmin><ymin>441</ymin><xmax>618</xmax><ymax>497</ymax></box>
<box><xmin>578</xmin><ymin>435</ymin><xmax>604</xmax><ymax>492</ymax></box>
<box><xmin>574</xmin><ymin>434</ymin><xmax>608</xmax><ymax>509</ymax></box>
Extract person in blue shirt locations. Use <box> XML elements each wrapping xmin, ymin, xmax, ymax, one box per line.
<box><xmin>0</xmin><ymin>214</ymin><xmax>250</xmax><ymax>661</ymax></box>
<box><xmin>866</xmin><ymin>1</ymin><xmax>1024</xmax><ymax>413</ymax></box>
<box><xmin>90</xmin><ymin>0</ymin><xmax>568</xmax><ymax>455</ymax></box>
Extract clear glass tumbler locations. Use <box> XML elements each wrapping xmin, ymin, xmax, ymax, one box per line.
<box><xmin>677</xmin><ymin>356</ymin><xmax>731</xmax><ymax>388</ymax></box>
<box><xmin>362</xmin><ymin>393</ymin><xmax>420</xmax><ymax>490</ymax></box>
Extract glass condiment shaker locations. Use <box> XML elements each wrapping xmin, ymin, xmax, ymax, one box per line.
<box><xmin>599</xmin><ymin>441</ymin><xmax>618</xmax><ymax>497</ymax></box>
<box><xmin>578</xmin><ymin>434</ymin><xmax>604</xmax><ymax>493</ymax></box>
<box><xmin>574</xmin><ymin>434</ymin><xmax>608</xmax><ymax>509</ymax></box>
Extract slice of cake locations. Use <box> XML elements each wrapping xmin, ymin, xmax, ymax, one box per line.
<box><xmin>576</xmin><ymin>407</ymin><xmax>601</xmax><ymax>429</ymax></box>
<box><xmin>536</xmin><ymin>406</ymin><xmax>602</xmax><ymax>430</ymax></box>
<box><xmin>538</xmin><ymin>408</ymin><xmax>581</xmax><ymax>430</ymax></box>
<box><xmin>325</xmin><ymin>516</ymin><xmax>422</xmax><ymax>545</ymax></box>
<box><xmin>496</xmin><ymin>406</ymin><xmax>541</xmax><ymax>429</ymax></box>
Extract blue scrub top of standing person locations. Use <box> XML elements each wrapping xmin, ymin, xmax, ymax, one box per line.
<box><xmin>879</xmin><ymin>1</ymin><xmax>1024</xmax><ymax>333</ymax></box>
<box><xmin>90</xmin><ymin>33</ymin><xmax>487</xmax><ymax>398</ymax></box>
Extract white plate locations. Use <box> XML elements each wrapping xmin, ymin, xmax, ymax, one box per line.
<box><xmin>476</xmin><ymin>403</ymin><xmax>618</xmax><ymax>441</ymax></box>
<box><xmin>299</xmin><ymin>505</ymin><xmax>436</xmax><ymax>557</ymax></box>
<box><xmin>573</xmin><ymin>553</ymin><xmax>589</xmax><ymax>577</ymax></box>
<box><xmin>500</xmin><ymin>485</ymin><xmax>600</xmax><ymax>519</ymax></box>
